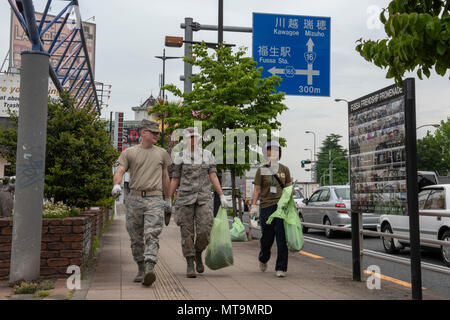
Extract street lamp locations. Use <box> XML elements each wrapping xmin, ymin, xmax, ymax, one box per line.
<box><xmin>416</xmin><ymin>124</ymin><xmax>440</xmax><ymax>130</ymax></box>
<box><xmin>155</xmin><ymin>49</ymin><xmax>184</xmax><ymax>148</ymax></box>
<box><xmin>334</xmin><ymin>98</ymin><xmax>349</xmax><ymax>103</ymax></box>
<box><xmin>305</xmin><ymin>131</ymin><xmax>316</xmax><ymax>182</ymax></box>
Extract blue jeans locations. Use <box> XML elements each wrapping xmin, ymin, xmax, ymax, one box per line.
<box><xmin>258</xmin><ymin>204</ymin><xmax>288</xmax><ymax>272</ymax></box>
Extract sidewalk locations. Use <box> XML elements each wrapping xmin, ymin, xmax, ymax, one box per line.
<box><xmin>78</xmin><ymin>204</ymin><xmax>447</xmax><ymax>300</ymax></box>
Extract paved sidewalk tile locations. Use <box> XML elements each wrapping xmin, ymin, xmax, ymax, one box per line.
<box><xmin>80</xmin><ymin>204</ymin><xmax>448</xmax><ymax>300</ymax></box>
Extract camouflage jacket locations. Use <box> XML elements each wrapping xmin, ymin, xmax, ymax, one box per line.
<box><xmin>172</xmin><ymin>148</ymin><xmax>217</xmax><ymax>206</ymax></box>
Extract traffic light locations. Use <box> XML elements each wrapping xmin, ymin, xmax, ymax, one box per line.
<box><xmin>301</xmin><ymin>160</ymin><xmax>312</xmax><ymax>168</ymax></box>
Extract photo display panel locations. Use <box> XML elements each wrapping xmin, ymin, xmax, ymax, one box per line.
<box><xmin>348</xmin><ymin>84</ymin><xmax>407</xmax><ymax>215</ymax></box>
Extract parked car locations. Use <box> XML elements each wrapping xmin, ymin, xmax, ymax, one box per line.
<box><xmin>299</xmin><ymin>185</ymin><xmax>380</xmax><ymax>238</ymax></box>
<box><xmin>417</xmin><ymin>171</ymin><xmax>439</xmax><ymax>190</ymax></box>
<box><xmin>222</xmin><ymin>187</ymin><xmax>247</xmax><ymax>212</ymax></box>
<box><xmin>293</xmin><ymin>188</ymin><xmax>305</xmax><ymax>210</ymax></box>
<box><xmin>378</xmin><ymin>184</ymin><xmax>450</xmax><ymax>267</ymax></box>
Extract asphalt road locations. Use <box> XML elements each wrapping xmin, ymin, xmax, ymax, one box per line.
<box><xmin>236</xmin><ymin>213</ymin><xmax>450</xmax><ymax>298</ymax></box>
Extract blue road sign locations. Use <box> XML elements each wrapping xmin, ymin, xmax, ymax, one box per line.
<box><xmin>252</xmin><ymin>13</ymin><xmax>331</xmax><ymax>97</ymax></box>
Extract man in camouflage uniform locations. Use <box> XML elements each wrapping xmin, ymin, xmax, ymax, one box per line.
<box><xmin>168</xmin><ymin>127</ymin><xmax>228</xmax><ymax>278</ymax></box>
<box><xmin>112</xmin><ymin>119</ymin><xmax>172</xmax><ymax>286</ymax></box>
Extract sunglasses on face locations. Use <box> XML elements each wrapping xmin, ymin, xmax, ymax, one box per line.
<box><xmin>144</xmin><ymin>130</ymin><xmax>160</xmax><ymax>136</ymax></box>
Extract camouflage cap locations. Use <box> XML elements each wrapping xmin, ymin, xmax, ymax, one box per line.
<box><xmin>184</xmin><ymin>127</ymin><xmax>201</xmax><ymax>138</ymax></box>
<box><xmin>141</xmin><ymin>119</ymin><xmax>161</xmax><ymax>133</ymax></box>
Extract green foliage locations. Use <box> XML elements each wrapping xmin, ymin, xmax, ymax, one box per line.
<box><xmin>316</xmin><ymin>134</ymin><xmax>349</xmax><ymax>185</ymax></box>
<box><xmin>356</xmin><ymin>0</ymin><xmax>450</xmax><ymax>84</ymax></box>
<box><xmin>151</xmin><ymin>43</ymin><xmax>288</xmax><ymax>177</ymax></box>
<box><xmin>92</xmin><ymin>236</ymin><xmax>99</xmax><ymax>256</ymax></box>
<box><xmin>34</xmin><ymin>291</ymin><xmax>51</xmax><ymax>298</ymax></box>
<box><xmin>94</xmin><ymin>197</ymin><xmax>115</xmax><ymax>208</ymax></box>
<box><xmin>0</xmin><ymin>93</ymin><xmax>119</xmax><ymax>208</ymax></box>
<box><xmin>38</xmin><ymin>280</ymin><xmax>55</xmax><ymax>291</ymax></box>
<box><xmin>64</xmin><ymin>289</ymin><xmax>76</xmax><ymax>300</ymax></box>
<box><xmin>13</xmin><ymin>282</ymin><xmax>39</xmax><ymax>294</ymax></box>
<box><xmin>417</xmin><ymin>117</ymin><xmax>450</xmax><ymax>174</ymax></box>
<box><xmin>0</xmin><ymin>109</ymin><xmax>18</xmax><ymax>170</ymax></box>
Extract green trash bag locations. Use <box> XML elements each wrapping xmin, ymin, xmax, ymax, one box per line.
<box><xmin>267</xmin><ymin>185</ymin><xmax>304</xmax><ymax>252</ymax></box>
<box><xmin>205</xmin><ymin>207</ymin><xmax>234</xmax><ymax>270</ymax></box>
<box><xmin>230</xmin><ymin>217</ymin><xmax>248</xmax><ymax>242</ymax></box>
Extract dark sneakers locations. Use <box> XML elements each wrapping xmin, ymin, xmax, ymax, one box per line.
<box><xmin>195</xmin><ymin>251</ymin><xmax>204</xmax><ymax>273</ymax></box>
<box><xmin>142</xmin><ymin>262</ymin><xmax>156</xmax><ymax>286</ymax></box>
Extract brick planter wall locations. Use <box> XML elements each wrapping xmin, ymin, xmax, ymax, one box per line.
<box><xmin>0</xmin><ymin>214</ymin><xmax>93</xmax><ymax>279</ymax></box>
<box><xmin>80</xmin><ymin>208</ymin><xmax>103</xmax><ymax>239</ymax></box>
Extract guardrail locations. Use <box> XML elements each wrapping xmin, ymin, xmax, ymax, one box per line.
<box><xmin>248</xmin><ymin>206</ymin><xmax>450</xmax><ymax>282</ymax></box>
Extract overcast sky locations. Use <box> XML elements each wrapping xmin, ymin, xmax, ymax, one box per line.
<box><xmin>0</xmin><ymin>0</ymin><xmax>448</xmax><ymax>182</ymax></box>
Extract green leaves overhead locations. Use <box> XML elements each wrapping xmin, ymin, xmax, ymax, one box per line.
<box><xmin>151</xmin><ymin>43</ymin><xmax>288</xmax><ymax>175</ymax></box>
<box><xmin>417</xmin><ymin>117</ymin><xmax>450</xmax><ymax>174</ymax></box>
<box><xmin>356</xmin><ymin>0</ymin><xmax>450</xmax><ymax>84</ymax></box>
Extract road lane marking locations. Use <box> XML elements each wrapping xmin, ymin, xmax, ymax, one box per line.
<box><xmin>363</xmin><ymin>270</ymin><xmax>427</xmax><ymax>290</ymax></box>
<box><xmin>299</xmin><ymin>251</ymin><xmax>323</xmax><ymax>259</ymax></box>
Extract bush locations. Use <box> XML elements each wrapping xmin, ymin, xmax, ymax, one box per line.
<box><xmin>94</xmin><ymin>197</ymin><xmax>115</xmax><ymax>208</ymax></box>
<box><xmin>13</xmin><ymin>280</ymin><xmax>55</xmax><ymax>295</ymax></box>
<box><xmin>13</xmin><ymin>282</ymin><xmax>40</xmax><ymax>294</ymax></box>
<box><xmin>0</xmin><ymin>93</ymin><xmax>119</xmax><ymax>208</ymax></box>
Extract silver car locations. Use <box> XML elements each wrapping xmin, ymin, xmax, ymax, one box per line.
<box><xmin>299</xmin><ymin>185</ymin><xmax>379</xmax><ymax>238</ymax></box>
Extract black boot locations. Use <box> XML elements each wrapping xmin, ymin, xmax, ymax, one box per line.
<box><xmin>186</xmin><ymin>257</ymin><xmax>196</xmax><ymax>278</ymax></box>
<box><xmin>134</xmin><ymin>262</ymin><xmax>145</xmax><ymax>283</ymax></box>
<box><xmin>195</xmin><ymin>251</ymin><xmax>204</xmax><ymax>274</ymax></box>
<box><xmin>142</xmin><ymin>262</ymin><xmax>156</xmax><ymax>286</ymax></box>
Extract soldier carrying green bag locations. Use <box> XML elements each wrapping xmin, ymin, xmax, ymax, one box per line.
<box><xmin>168</xmin><ymin>127</ymin><xmax>229</xmax><ymax>278</ymax></box>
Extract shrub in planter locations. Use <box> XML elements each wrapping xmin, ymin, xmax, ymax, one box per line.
<box><xmin>0</xmin><ymin>93</ymin><xmax>119</xmax><ymax>208</ymax></box>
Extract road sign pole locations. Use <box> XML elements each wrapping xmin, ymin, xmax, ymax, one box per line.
<box><xmin>351</xmin><ymin>211</ymin><xmax>362</xmax><ymax>281</ymax></box>
<box><xmin>184</xmin><ymin>17</ymin><xmax>193</xmax><ymax>94</ymax></box>
<box><xmin>9</xmin><ymin>51</ymin><xmax>49</xmax><ymax>284</ymax></box>
<box><xmin>218</xmin><ymin>0</ymin><xmax>223</xmax><ymax>45</ymax></box>
<box><xmin>404</xmin><ymin>78</ymin><xmax>422</xmax><ymax>300</ymax></box>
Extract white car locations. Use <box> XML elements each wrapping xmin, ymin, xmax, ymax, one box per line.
<box><xmin>378</xmin><ymin>184</ymin><xmax>450</xmax><ymax>267</ymax></box>
<box><xmin>293</xmin><ymin>188</ymin><xmax>305</xmax><ymax>210</ymax></box>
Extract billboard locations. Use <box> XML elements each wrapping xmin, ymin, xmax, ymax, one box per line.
<box><xmin>123</xmin><ymin>127</ymin><xmax>141</xmax><ymax>150</ymax></box>
<box><xmin>0</xmin><ymin>73</ymin><xmax>59</xmax><ymax>117</ymax></box>
<box><xmin>10</xmin><ymin>10</ymin><xmax>96</xmax><ymax>73</ymax></box>
<box><xmin>348</xmin><ymin>84</ymin><xmax>408</xmax><ymax>215</ymax></box>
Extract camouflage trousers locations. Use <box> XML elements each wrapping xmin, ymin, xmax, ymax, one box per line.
<box><xmin>125</xmin><ymin>195</ymin><xmax>164</xmax><ymax>265</ymax></box>
<box><xmin>176</xmin><ymin>202</ymin><xmax>214</xmax><ymax>258</ymax></box>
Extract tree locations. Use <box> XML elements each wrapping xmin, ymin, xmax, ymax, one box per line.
<box><xmin>0</xmin><ymin>93</ymin><xmax>119</xmax><ymax>208</ymax></box>
<box><xmin>152</xmin><ymin>43</ymin><xmax>288</xmax><ymax>216</ymax></box>
<box><xmin>417</xmin><ymin>117</ymin><xmax>450</xmax><ymax>175</ymax></box>
<box><xmin>316</xmin><ymin>134</ymin><xmax>349</xmax><ymax>186</ymax></box>
<box><xmin>356</xmin><ymin>0</ymin><xmax>450</xmax><ymax>84</ymax></box>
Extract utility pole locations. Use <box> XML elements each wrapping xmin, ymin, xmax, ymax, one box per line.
<box><xmin>329</xmin><ymin>150</ymin><xmax>332</xmax><ymax>185</ymax></box>
<box><xmin>218</xmin><ymin>0</ymin><xmax>223</xmax><ymax>45</ymax></box>
<box><xmin>155</xmin><ymin>49</ymin><xmax>183</xmax><ymax>148</ymax></box>
<box><xmin>9</xmin><ymin>0</ymin><xmax>49</xmax><ymax>283</ymax></box>
<box><xmin>184</xmin><ymin>17</ymin><xmax>193</xmax><ymax>94</ymax></box>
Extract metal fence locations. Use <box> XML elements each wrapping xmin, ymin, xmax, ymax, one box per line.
<box><xmin>248</xmin><ymin>206</ymin><xmax>450</xmax><ymax>283</ymax></box>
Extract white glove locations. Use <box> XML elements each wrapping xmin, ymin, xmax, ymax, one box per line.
<box><xmin>111</xmin><ymin>184</ymin><xmax>121</xmax><ymax>197</ymax></box>
<box><xmin>164</xmin><ymin>199</ymin><xmax>172</xmax><ymax>211</ymax></box>
<box><xmin>250</xmin><ymin>205</ymin><xmax>259</xmax><ymax>219</ymax></box>
<box><xmin>220</xmin><ymin>194</ymin><xmax>229</xmax><ymax>208</ymax></box>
